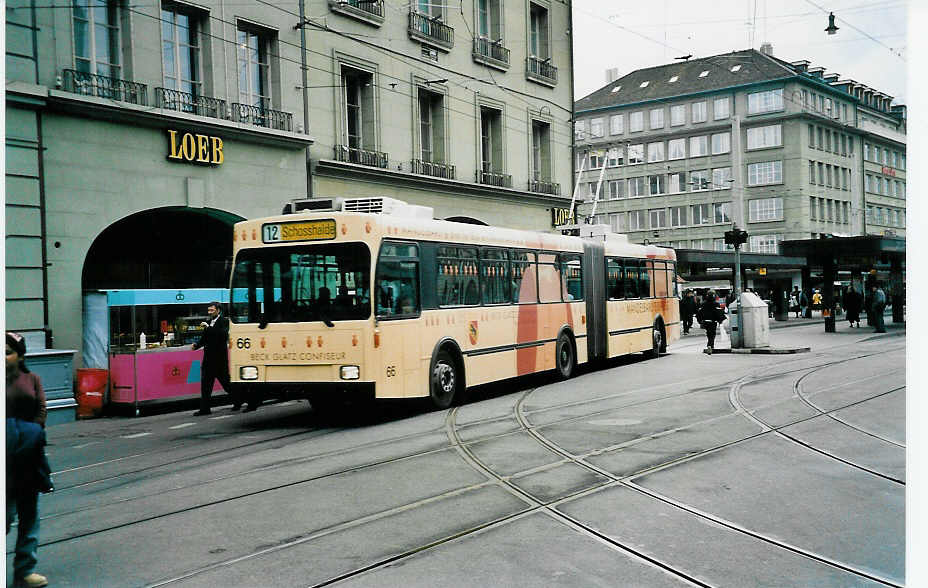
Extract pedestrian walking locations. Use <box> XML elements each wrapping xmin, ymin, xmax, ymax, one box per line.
<box><xmin>789</xmin><ymin>286</ymin><xmax>801</xmax><ymax>318</ymax></box>
<box><xmin>812</xmin><ymin>290</ymin><xmax>823</xmax><ymax>315</ymax></box>
<box><xmin>680</xmin><ymin>289</ymin><xmax>697</xmax><ymax>335</ymax></box>
<box><xmin>871</xmin><ymin>284</ymin><xmax>887</xmax><ymax>333</ymax></box>
<box><xmin>799</xmin><ymin>289</ymin><xmax>810</xmax><ymax>318</ymax></box>
<box><xmin>6</xmin><ymin>332</ymin><xmax>53</xmax><ymax>588</ymax></box>
<box><xmin>191</xmin><ymin>301</ymin><xmax>238</xmax><ymax>415</ymax></box>
<box><xmin>843</xmin><ymin>287</ymin><xmax>863</xmax><ymax>328</ymax></box>
<box><xmin>697</xmin><ymin>290</ymin><xmax>726</xmax><ymax>355</ymax></box>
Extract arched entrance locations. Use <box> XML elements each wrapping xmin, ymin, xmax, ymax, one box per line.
<box><xmin>82</xmin><ymin>207</ymin><xmax>243</xmax><ymax>290</ymax></box>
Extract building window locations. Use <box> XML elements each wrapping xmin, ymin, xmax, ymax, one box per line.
<box><xmin>609</xmin><ymin>114</ymin><xmax>624</xmax><ymax>135</ymax></box>
<box><xmin>668</xmin><ymin>172</ymin><xmax>685</xmax><ymax>193</ymax></box>
<box><xmin>529</xmin><ymin>2</ymin><xmax>549</xmax><ymax>59</ymax></box>
<box><xmin>747</xmin><ymin>160</ymin><xmax>783</xmax><ymax>186</ymax></box>
<box><xmin>627</xmin><ymin>144</ymin><xmax>644</xmax><ymax>164</ymax></box>
<box><xmin>342</xmin><ymin>66</ymin><xmax>375</xmax><ymax>152</ymax></box>
<box><xmin>477</xmin><ymin>0</ymin><xmax>501</xmax><ymax>41</ymax></box>
<box><xmin>608</xmin><ymin>179</ymin><xmax>625</xmax><ymax>199</ymax></box>
<box><xmin>817</xmin><ymin>162</ymin><xmax>824</xmax><ymax>185</ymax></box>
<box><xmin>161</xmin><ymin>4</ymin><xmax>202</xmax><ymax>96</ymax></box>
<box><xmin>692</xmin><ymin>101</ymin><xmax>707</xmax><ymax>123</ymax></box>
<box><xmin>711</xmin><ymin>132</ymin><xmax>730</xmax><ymax>155</ymax></box>
<box><xmin>825</xmin><ymin>130</ymin><xmax>831</xmax><ymax>152</ymax></box>
<box><xmin>530</xmin><ymin>119</ymin><xmax>550</xmax><ymax>181</ymax></box>
<box><xmin>73</xmin><ymin>0</ymin><xmax>121</xmax><ymax>77</ymax></box>
<box><xmin>629</xmin><ymin>111</ymin><xmax>644</xmax><ymax>132</ymax></box>
<box><xmin>647</xmin><ymin>142</ymin><xmax>664</xmax><ymax>163</ymax></box>
<box><xmin>689</xmin><ymin>135</ymin><xmax>708</xmax><ymax>157</ymax></box>
<box><xmin>605</xmin><ymin>147</ymin><xmax>621</xmax><ymax>167</ymax></box>
<box><xmin>817</xmin><ymin>127</ymin><xmax>823</xmax><ymax>149</ymax></box>
<box><xmin>690</xmin><ymin>169</ymin><xmax>709</xmax><ymax>191</ymax></box>
<box><xmin>713</xmin><ymin>202</ymin><xmax>731</xmax><ymax>223</ymax></box>
<box><xmin>628</xmin><ymin>177</ymin><xmax>646</xmax><ymax>197</ymax></box>
<box><xmin>712</xmin><ymin>167</ymin><xmax>731</xmax><ymax>189</ymax></box>
<box><xmin>668</xmin><ymin>138</ymin><xmax>685</xmax><ymax>160</ymax></box>
<box><xmin>808</xmin><ymin>124</ymin><xmax>815</xmax><ymax>148</ymax></box>
<box><xmin>649</xmin><ymin>208</ymin><xmax>667</xmax><ymax>228</ymax></box>
<box><xmin>747</xmin><ymin>88</ymin><xmax>784</xmax><ymax>114</ymax></box>
<box><xmin>714</xmin><ymin>97</ymin><xmax>730</xmax><ymax>120</ymax></box>
<box><xmin>609</xmin><ymin>212</ymin><xmax>626</xmax><ymax>232</ymax></box>
<box><xmin>865</xmin><ymin>174</ymin><xmax>872</xmax><ymax>193</ymax></box>
<box><xmin>650</xmin><ymin>108</ymin><xmax>664</xmax><ymax>129</ymax></box>
<box><xmin>883</xmin><ymin>177</ymin><xmax>890</xmax><ymax>195</ymax></box>
<box><xmin>479</xmin><ymin>106</ymin><xmax>503</xmax><ymax>173</ymax></box>
<box><xmin>863</xmin><ymin>143</ymin><xmax>870</xmax><ymax>161</ymax></box>
<box><xmin>670</xmin><ymin>205</ymin><xmax>687</xmax><ymax>227</ymax></box>
<box><xmin>419</xmin><ymin>88</ymin><xmax>445</xmax><ymax>163</ymax></box>
<box><xmin>238</xmin><ymin>27</ymin><xmax>272</xmax><ymax>108</ymax></box>
<box><xmin>809</xmin><ymin>161</ymin><xmax>815</xmax><ymax>185</ymax></box>
<box><xmin>713</xmin><ymin>239</ymin><xmax>732</xmax><ymax>252</ymax></box>
<box><xmin>670</xmin><ymin>104</ymin><xmax>685</xmax><ymax>126</ymax></box>
<box><xmin>809</xmin><ymin>197</ymin><xmax>816</xmax><ymax>220</ymax></box>
<box><xmin>827</xmin><ymin>199</ymin><xmax>834</xmax><ymax>221</ymax></box>
<box><xmin>628</xmin><ymin>210</ymin><xmax>646</xmax><ymax>231</ymax></box>
<box><xmin>748</xmin><ymin>234</ymin><xmax>780</xmax><ymax>254</ymax></box>
<box><xmin>590</xmin><ymin>118</ymin><xmax>604</xmax><ymax>138</ymax></box>
<box><xmin>748</xmin><ymin>197</ymin><xmax>783</xmax><ymax>222</ymax></box>
<box><xmin>825</xmin><ymin>164</ymin><xmax>832</xmax><ymax>187</ymax></box>
<box><xmin>574</xmin><ymin>121</ymin><xmax>586</xmax><ymax>140</ymax></box>
<box><xmin>892</xmin><ymin>151</ymin><xmax>898</xmax><ymax>168</ymax></box>
<box><xmin>841</xmin><ymin>134</ymin><xmax>847</xmax><ymax>156</ymax></box>
<box><xmin>588</xmin><ymin>149</ymin><xmax>604</xmax><ymax>169</ymax></box>
<box><xmin>692</xmin><ymin>203</ymin><xmax>711</xmax><ymax>225</ymax></box>
<box><xmin>883</xmin><ymin>148</ymin><xmax>889</xmax><ymax>165</ymax></box>
<box><xmin>648</xmin><ymin>174</ymin><xmax>666</xmax><ymax>195</ymax></box>
<box><xmin>747</xmin><ymin>124</ymin><xmax>782</xmax><ymax>149</ymax></box>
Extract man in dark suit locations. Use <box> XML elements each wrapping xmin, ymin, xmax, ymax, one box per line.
<box><xmin>191</xmin><ymin>301</ymin><xmax>235</xmax><ymax>416</ymax></box>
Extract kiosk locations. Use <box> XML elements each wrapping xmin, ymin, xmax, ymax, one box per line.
<box><xmin>88</xmin><ymin>289</ymin><xmax>231</xmax><ymax>415</ymax></box>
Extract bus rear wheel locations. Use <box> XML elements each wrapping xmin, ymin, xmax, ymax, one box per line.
<box><xmin>430</xmin><ymin>350</ymin><xmax>459</xmax><ymax>410</ymax></box>
<box><xmin>556</xmin><ymin>333</ymin><xmax>575</xmax><ymax>380</ymax></box>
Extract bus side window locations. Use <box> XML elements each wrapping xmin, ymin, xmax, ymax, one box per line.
<box><xmin>511</xmin><ymin>251</ymin><xmax>537</xmax><ymax>303</ymax></box>
<box><xmin>639</xmin><ymin>260</ymin><xmax>652</xmax><ymax>299</ymax></box>
<box><xmin>624</xmin><ymin>260</ymin><xmax>639</xmax><ymax>298</ymax></box>
<box><xmin>538</xmin><ymin>253</ymin><xmax>561</xmax><ymax>303</ymax></box>
<box><xmin>606</xmin><ymin>258</ymin><xmax>622</xmax><ymax>299</ymax></box>
<box><xmin>561</xmin><ymin>254</ymin><xmax>583</xmax><ymax>301</ymax></box>
<box><xmin>480</xmin><ymin>248</ymin><xmax>510</xmax><ymax>304</ymax></box>
<box><xmin>376</xmin><ymin>242</ymin><xmax>420</xmax><ymax>318</ymax></box>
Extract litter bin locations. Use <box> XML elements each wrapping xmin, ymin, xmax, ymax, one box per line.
<box><xmin>76</xmin><ymin>368</ymin><xmax>107</xmax><ymax>418</ymax></box>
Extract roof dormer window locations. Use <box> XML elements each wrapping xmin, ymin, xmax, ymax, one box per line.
<box><xmin>730</xmin><ymin>65</ymin><xmax>742</xmax><ymax>72</ymax></box>
<box><xmin>699</xmin><ymin>70</ymin><xmax>709</xmax><ymax>78</ymax></box>
<box><xmin>611</xmin><ymin>85</ymin><xmax>621</xmax><ymax>93</ymax></box>
<box><xmin>668</xmin><ymin>75</ymin><xmax>679</xmax><ymax>83</ymax></box>
<box><xmin>639</xmin><ymin>81</ymin><xmax>649</xmax><ymax>88</ymax></box>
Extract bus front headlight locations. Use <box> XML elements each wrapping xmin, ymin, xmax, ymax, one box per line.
<box><xmin>240</xmin><ymin>366</ymin><xmax>259</xmax><ymax>380</ymax></box>
<box><xmin>340</xmin><ymin>365</ymin><xmax>360</xmax><ymax>380</ymax></box>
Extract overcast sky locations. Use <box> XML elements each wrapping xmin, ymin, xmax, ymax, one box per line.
<box><xmin>571</xmin><ymin>0</ymin><xmax>909</xmax><ymax>105</ymax></box>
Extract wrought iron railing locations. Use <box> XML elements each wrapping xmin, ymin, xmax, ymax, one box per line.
<box><xmin>526</xmin><ymin>56</ymin><xmax>558</xmax><ymax>84</ymax></box>
<box><xmin>473</xmin><ymin>37</ymin><xmax>510</xmax><ymax>67</ymax></box>
<box><xmin>335</xmin><ymin>145</ymin><xmax>389</xmax><ymax>168</ymax></box>
<box><xmin>155</xmin><ymin>87</ymin><xmax>226</xmax><ymax>120</ymax></box>
<box><xmin>412</xmin><ymin>159</ymin><xmax>456</xmax><ymax>179</ymax></box>
<box><xmin>61</xmin><ymin>69</ymin><xmax>148</xmax><ymax>105</ymax></box>
<box><xmin>230</xmin><ymin>103</ymin><xmax>293</xmax><ymax>131</ymax></box>
<box><xmin>408</xmin><ymin>11</ymin><xmax>453</xmax><ymax>49</ymax></box>
<box><xmin>529</xmin><ymin>179</ymin><xmax>560</xmax><ymax>195</ymax></box>
<box><xmin>476</xmin><ymin>170</ymin><xmax>512</xmax><ymax>187</ymax></box>
<box><xmin>329</xmin><ymin>0</ymin><xmax>384</xmax><ymax>19</ymax></box>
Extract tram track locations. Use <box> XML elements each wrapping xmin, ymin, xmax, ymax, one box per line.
<box><xmin>31</xmin><ymin>337</ymin><xmax>904</xmax><ymax>586</ymax></box>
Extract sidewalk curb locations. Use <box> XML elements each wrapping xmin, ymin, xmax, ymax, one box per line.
<box><xmin>712</xmin><ymin>347</ymin><xmax>811</xmax><ymax>354</ymax></box>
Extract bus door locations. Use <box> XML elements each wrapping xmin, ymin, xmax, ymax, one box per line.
<box><xmin>374</xmin><ymin>242</ymin><xmax>422</xmax><ymax>398</ymax></box>
<box><xmin>582</xmin><ymin>240</ymin><xmax>607</xmax><ymax>362</ymax></box>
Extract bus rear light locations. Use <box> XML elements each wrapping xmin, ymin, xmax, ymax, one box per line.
<box><xmin>240</xmin><ymin>366</ymin><xmax>259</xmax><ymax>380</ymax></box>
<box><xmin>374</xmin><ymin>331</ymin><xmax>380</xmax><ymax>348</ymax></box>
<box><xmin>582</xmin><ymin>315</ymin><xmax>586</xmax><ymax>324</ymax></box>
<box><xmin>352</xmin><ymin>335</ymin><xmax>358</xmax><ymax>346</ymax></box>
<box><xmin>341</xmin><ymin>224</ymin><xmax>347</xmax><ymax>235</ymax></box>
<box><xmin>340</xmin><ymin>365</ymin><xmax>360</xmax><ymax>380</ymax></box>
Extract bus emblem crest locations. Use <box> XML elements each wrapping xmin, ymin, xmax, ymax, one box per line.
<box><xmin>468</xmin><ymin>321</ymin><xmax>478</xmax><ymax>345</ymax></box>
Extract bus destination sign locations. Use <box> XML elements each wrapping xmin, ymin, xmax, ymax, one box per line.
<box><xmin>262</xmin><ymin>220</ymin><xmax>337</xmax><ymax>243</ymax></box>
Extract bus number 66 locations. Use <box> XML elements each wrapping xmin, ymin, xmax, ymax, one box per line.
<box><xmin>386</xmin><ymin>365</ymin><xmax>397</xmax><ymax>377</ymax></box>
<box><xmin>236</xmin><ymin>338</ymin><xmax>251</xmax><ymax>349</ymax></box>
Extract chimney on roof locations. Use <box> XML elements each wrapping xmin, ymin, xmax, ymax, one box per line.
<box><xmin>759</xmin><ymin>42</ymin><xmax>773</xmax><ymax>56</ymax></box>
<box><xmin>606</xmin><ymin>67</ymin><xmax>620</xmax><ymax>84</ymax></box>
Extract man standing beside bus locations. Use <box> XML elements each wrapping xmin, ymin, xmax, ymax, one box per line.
<box><xmin>191</xmin><ymin>302</ymin><xmax>235</xmax><ymax>415</ymax></box>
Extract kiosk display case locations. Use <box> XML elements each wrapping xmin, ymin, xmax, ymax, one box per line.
<box><xmin>104</xmin><ymin>289</ymin><xmax>230</xmax><ymax>414</ymax></box>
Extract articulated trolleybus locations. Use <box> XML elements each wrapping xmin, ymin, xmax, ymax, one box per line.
<box><xmin>228</xmin><ymin>197</ymin><xmax>679</xmax><ymax>410</ymax></box>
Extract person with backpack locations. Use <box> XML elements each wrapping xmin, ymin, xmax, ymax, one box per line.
<box><xmin>697</xmin><ymin>290</ymin><xmax>726</xmax><ymax>355</ymax></box>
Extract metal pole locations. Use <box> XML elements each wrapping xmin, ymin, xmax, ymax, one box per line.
<box><xmin>733</xmin><ymin>242</ymin><xmax>743</xmax><ymax>348</ymax></box>
<box><xmin>298</xmin><ymin>0</ymin><xmax>312</xmax><ymax>198</ymax></box>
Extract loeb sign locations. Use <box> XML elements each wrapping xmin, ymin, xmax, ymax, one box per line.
<box><xmin>167</xmin><ymin>129</ymin><xmax>224</xmax><ymax>165</ymax></box>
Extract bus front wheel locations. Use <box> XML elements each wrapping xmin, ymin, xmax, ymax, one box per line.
<box><xmin>430</xmin><ymin>350</ymin><xmax>459</xmax><ymax>410</ymax></box>
<box><xmin>556</xmin><ymin>333</ymin><xmax>575</xmax><ymax>380</ymax></box>
<box><xmin>646</xmin><ymin>323</ymin><xmax>664</xmax><ymax>358</ymax></box>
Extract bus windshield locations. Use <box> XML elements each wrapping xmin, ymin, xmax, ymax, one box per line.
<box><xmin>230</xmin><ymin>243</ymin><xmax>371</xmax><ymax>324</ymax></box>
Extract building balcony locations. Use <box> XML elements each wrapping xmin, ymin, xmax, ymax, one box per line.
<box><xmin>408</xmin><ymin>11</ymin><xmax>453</xmax><ymax>51</ymax></box>
<box><xmin>529</xmin><ymin>179</ymin><xmax>560</xmax><ymax>196</ymax></box>
<box><xmin>230</xmin><ymin>103</ymin><xmax>293</xmax><ymax>131</ymax></box>
<box><xmin>412</xmin><ymin>159</ymin><xmax>456</xmax><ymax>179</ymax></box>
<box><xmin>335</xmin><ymin>144</ymin><xmax>389</xmax><ymax>168</ymax></box>
<box><xmin>155</xmin><ymin>87</ymin><xmax>226</xmax><ymax>120</ymax></box>
<box><xmin>328</xmin><ymin>0</ymin><xmax>384</xmax><ymax>26</ymax></box>
<box><xmin>61</xmin><ymin>69</ymin><xmax>148</xmax><ymax>105</ymax></box>
<box><xmin>476</xmin><ymin>169</ymin><xmax>512</xmax><ymax>188</ymax></box>
<box><xmin>472</xmin><ymin>37</ymin><xmax>510</xmax><ymax>71</ymax></box>
<box><xmin>526</xmin><ymin>56</ymin><xmax>558</xmax><ymax>87</ymax></box>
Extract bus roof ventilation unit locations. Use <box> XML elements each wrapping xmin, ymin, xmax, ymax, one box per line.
<box><xmin>341</xmin><ymin>197</ymin><xmax>433</xmax><ymax>219</ymax></box>
<box><xmin>283</xmin><ymin>198</ymin><xmax>343</xmax><ymax>214</ymax></box>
